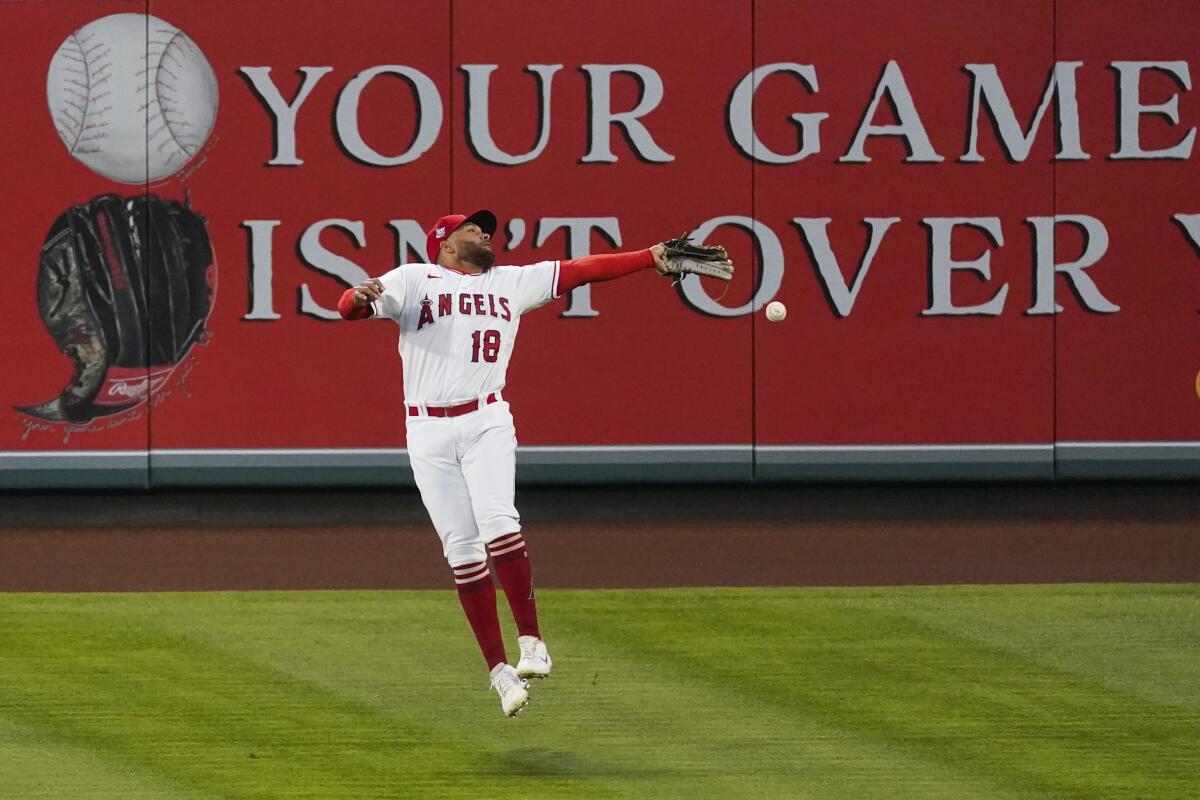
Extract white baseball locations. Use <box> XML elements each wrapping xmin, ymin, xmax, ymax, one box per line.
<box><xmin>47</xmin><ymin>13</ymin><xmax>218</xmax><ymax>184</ymax></box>
<box><xmin>765</xmin><ymin>300</ymin><xmax>788</xmax><ymax>322</ymax></box>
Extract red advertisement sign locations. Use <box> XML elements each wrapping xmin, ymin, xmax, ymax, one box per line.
<box><xmin>1</xmin><ymin>1</ymin><xmax>1197</xmax><ymax>486</ymax></box>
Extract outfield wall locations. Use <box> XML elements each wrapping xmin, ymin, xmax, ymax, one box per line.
<box><xmin>3</xmin><ymin>0</ymin><xmax>1200</xmax><ymax>488</ymax></box>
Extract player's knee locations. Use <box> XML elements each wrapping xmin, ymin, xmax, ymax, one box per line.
<box><xmin>478</xmin><ymin>514</ymin><xmax>521</xmax><ymax>542</ymax></box>
<box><xmin>445</xmin><ymin>541</ymin><xmax>487</xmax><ymax>568</ymax></box>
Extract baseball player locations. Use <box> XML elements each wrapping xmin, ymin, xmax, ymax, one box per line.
<box><xmin>338</xmin><ymin>210</ymin><xmax>731</xmax><ymax>716</ymax></box>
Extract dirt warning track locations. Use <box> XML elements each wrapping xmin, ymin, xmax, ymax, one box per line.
<box><xmin>0</xmin><ymin>484</ymin><xmax>1196</xmax><ymax>591</ymax></box>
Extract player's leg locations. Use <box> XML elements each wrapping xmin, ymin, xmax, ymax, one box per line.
<box><xmin>451</xmin><ymin>544</ymin><xmax>529</xmax><ymax>717</ymax></box>
<box><xmin>485</xmin><ymin>532</ymin><xmax>538</xmax><ymax>638</ymax></box>
<box><xmin>407</xmin><ymin>416</ymin><xmax>528</xmax><ymax>715</ymax></box>
<box><xmin>488</xmin><ymin>532</ymin><xmax>551</xmax><ymax>679</ymax></box>
<box><xmin>459</xmin><ymin>402</ymin><xmax>551</xmax><ymax>679</ymax></box>
<box><xmin>409</xmin><ymin>430</ymin><xmax>505</xmax><ymax>671</ymax></box>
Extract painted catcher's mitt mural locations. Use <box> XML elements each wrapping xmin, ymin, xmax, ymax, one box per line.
<box><xmin>16</xmin><ymin>194</ymin><xmax>215</xmax><ymax>423</ymax></box>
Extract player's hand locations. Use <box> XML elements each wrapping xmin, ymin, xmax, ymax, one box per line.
<box><xmin>352</xmin><ymin>278</ymin><xmax>384</xmax><ymax>307</ymax></box>
<box><xmin>649</xmin><ymin>243</ymin><xmax>667</xmax><ymax>273</ymax></box>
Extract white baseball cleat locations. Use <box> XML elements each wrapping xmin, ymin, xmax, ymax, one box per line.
<box><xmin>489</xmin><ymin>663</ymin><xmax>529</xmax><ymax>717</ymax></box>
<box><xmin>515</xmin><ymin>635</ymin><xmax>553</xmax><ymax>679</ymax></box>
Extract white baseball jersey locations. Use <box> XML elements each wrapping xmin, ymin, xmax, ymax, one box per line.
<box><xmin>369</xmin><ymin>261</ymin><xmax>561</xmax><ymax>404</ymax></box>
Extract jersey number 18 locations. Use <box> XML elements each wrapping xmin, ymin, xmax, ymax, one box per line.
<box><xmin>471</xmin><ymin>330</ymin><xmax>501</xmax><ymax>363</ymax></box>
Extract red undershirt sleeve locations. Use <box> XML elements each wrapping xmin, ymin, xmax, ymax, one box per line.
<box><xmin>556</xmin><ymin>249</ymin><xmax>656</xmax><ymax>295</ymax></box>
<box><xmin>338</xmin><ymin>288</ymin><xmax>374</xmax><ymax>320</ymax></box>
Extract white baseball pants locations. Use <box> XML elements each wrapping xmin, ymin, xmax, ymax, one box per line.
<box><xmin>405</xmin><ymin>400</ymin><xmax>521</xmax><ymax>567</ymax></box>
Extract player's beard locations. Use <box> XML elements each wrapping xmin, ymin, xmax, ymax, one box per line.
<box><xmin>459</xmin><ymin>241</ymin><xmax>496</xmax><ymax>269</ymax></box>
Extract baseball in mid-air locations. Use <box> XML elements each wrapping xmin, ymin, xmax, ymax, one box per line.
<box><xmin>47</xmin><ymin>13</ymin><xmax>218</xmax><ymax>184</ymax></box>
<box><xmin>765</xmin><ymin>300</ymin><xmax>788</xmax><ymax>323</ymax></box>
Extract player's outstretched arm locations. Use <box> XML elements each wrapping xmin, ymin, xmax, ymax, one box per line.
<box><xmin>338</xmin><ymin>278</ymin><xmax>384</xmax><ymax>320</ymax></box>
<box><xmin>557</xmin><ymin>245</ymin><xmax>666</xmax><ymax>294</ymax></box>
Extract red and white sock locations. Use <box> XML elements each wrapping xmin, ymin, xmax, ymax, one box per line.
<box><xmin>452</xmin><ymin>561</ymin><xmax>506</xmax><ymax>670</ymax></box>
<box><xmin>487</xmin><ymin>533</ymin><xmax>541</xmax><ymax>639</ymax></box>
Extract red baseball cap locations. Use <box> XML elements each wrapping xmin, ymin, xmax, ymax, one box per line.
<box><xmin>425</xmin><ymin>209</ymin><xmax>498</xmax><ymax>263</ymax></box>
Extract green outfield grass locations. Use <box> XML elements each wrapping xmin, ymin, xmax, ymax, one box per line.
<box><xmin>0</xmin><ymin>584</ymin><xmax>1196</xmax><ymax>799</ymax></box>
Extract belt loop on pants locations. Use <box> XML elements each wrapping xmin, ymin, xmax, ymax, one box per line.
<box><xmin>407</xmin><ymin>390</ymin><xmax>502</xmax><ymax>418</ymax></box>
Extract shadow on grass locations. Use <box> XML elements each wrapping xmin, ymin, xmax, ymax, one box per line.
<box><xmin>490</xmin><ymin>746</ymin><xmax>678</xmax><ymax>780</ymax></box>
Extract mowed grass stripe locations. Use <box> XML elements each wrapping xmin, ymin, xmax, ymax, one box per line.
<box><xmin>556</xmin><ymin>587</ymin><xmax>1198</xmax><ymax>799</ymax></box>
<box><xmin>890</xmin><ymin>583</ymin><xmax>1200</xmax><ymax>712</ymax></box>
<box><xmin>533</xmin><ymin>599</ymin><xmax>1022</xmax><ymax>800</ymax></box>
<box><xmin>61</xmin><ymin>591</ymin><xmax>1023</xmax><ymax>798</ymax></box>
<box><xmin>0</xmin><ymin>592</ymin><xmax>1009</xmax><ymax>800</ymax></box>
<box><xmin>54</xmin><ymin>592</ymin><xmax>820</xmax><ymax>799</ymax></box>
<box><xmin>0</xmin><ymin>717</ymin><xmax>211</xmax><ymax>800</ymax></box>
<box><xmin>0</xmin><ymin>585</ymin><xmax>1196</xmax><ymax>800</ymax></box>
<box><xmin>0</xmin><ymin>601</ymin><xmax>619</xmax><ymax>799</ymax></box>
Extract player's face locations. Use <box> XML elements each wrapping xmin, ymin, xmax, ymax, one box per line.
<box><xmin>450</xmin><ymin>223</ymin><xmax>495</xmax><ymax>269</ymax></box>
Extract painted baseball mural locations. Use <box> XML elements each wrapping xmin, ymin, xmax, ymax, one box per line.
<box><xmin>14</xmin><ymin>10</ymin><xmax>218</xmax><ymax>440</ymax></box>
<box><xmin>18</xmin><ymin>193</ymin><xmax>213</xmax><ymax>423</ymax></box>
<box><xmin>2</xmin><ymin>0</ymin><xmax>1200</xmax><ymax>487</ymax></box>
<box><xmin>47</xmin><ymin>13</ymin><xmax>218</xmax><ymax>184</ymax></box>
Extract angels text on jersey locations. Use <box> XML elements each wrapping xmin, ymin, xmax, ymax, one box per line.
<box><xmin>370</xmin><ymin>261</ymin><xmax>560</xmax><ymax>405</ymax></box>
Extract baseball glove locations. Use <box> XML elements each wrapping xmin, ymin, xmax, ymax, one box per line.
<box><xmin>656</xmin><ymin>235</ymin><xmax>735</xmax><ymax>282</ymax></box>
<box><xmin>16</xmin><ymin>193</ymin><xmax>215</xmax><ymax>423</ymax></box>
